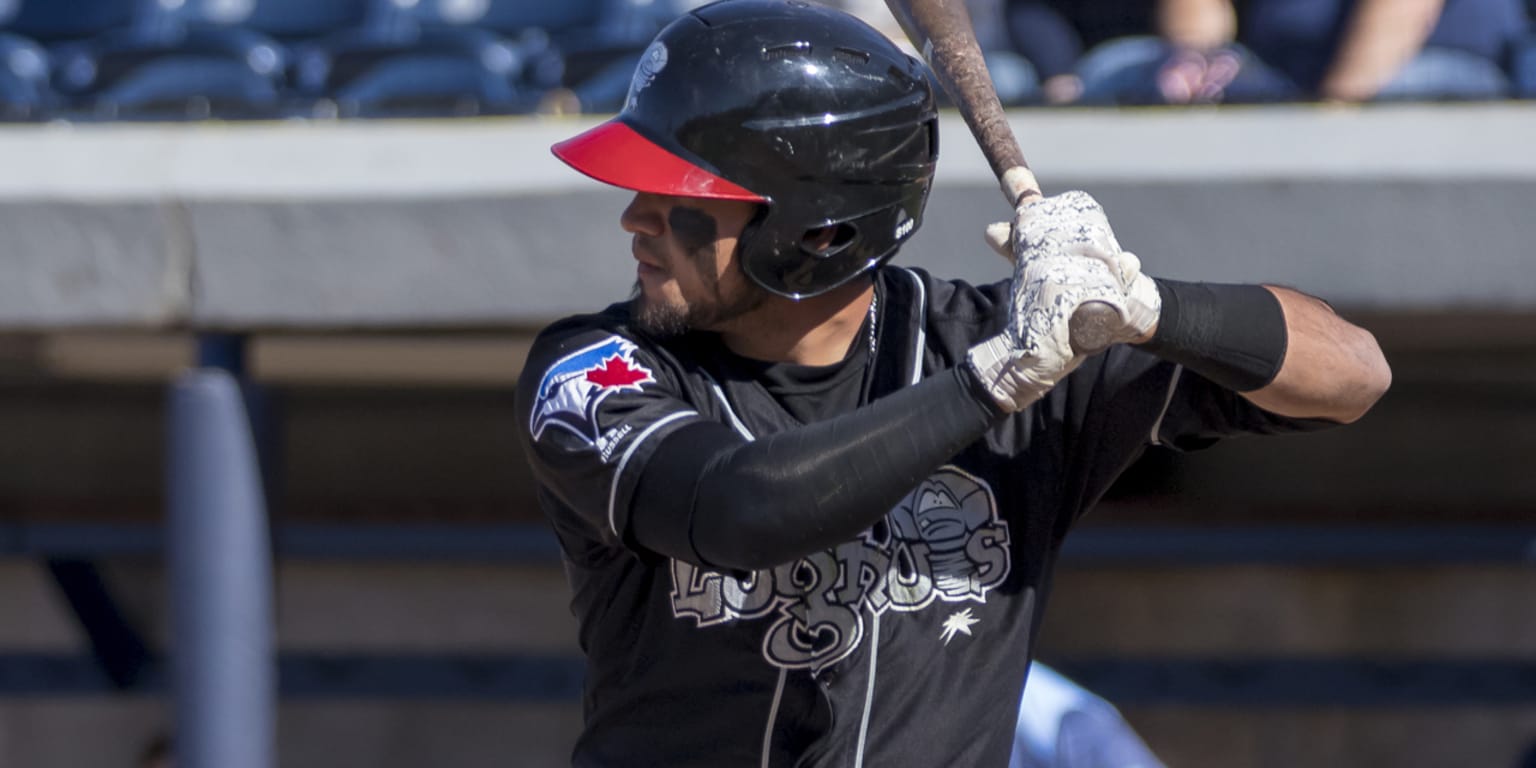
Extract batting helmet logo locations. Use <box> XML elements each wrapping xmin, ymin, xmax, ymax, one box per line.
<box><xmin>626</xmin><ymin>41</ymin><xmax>668</xmax><ymax>111</ymax></box>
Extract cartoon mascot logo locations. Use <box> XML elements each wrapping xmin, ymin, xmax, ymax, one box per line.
<box><xmin>670</xmin><ymin>466</ymin><xmax>1011</xmax><ymax>671</ymax></box>
<box><xmin>531</xmin><ymin>336</ymin><xmax>655</xmax><ymax>447</ymax></box>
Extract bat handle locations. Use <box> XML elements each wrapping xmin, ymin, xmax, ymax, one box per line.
<box><xmin>1069</xmin><ymin>303</ymin><xmax>1121</xmax><ymax>356</ymax></box>
<box><xmin>1001</xmin><ymin>166</ymin><xmax>1042</xmax><ymax>207</ymax></box>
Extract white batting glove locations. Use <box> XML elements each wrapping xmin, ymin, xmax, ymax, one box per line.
<box><xmin>967</xmin><ymin>191</ymin><xmax>1163</xmax><ymax>413</ymax></box>
<box><xmin>985</xmin><ymin>191</ymin><xmax>1161</xmax><ymax>344</ymax></box>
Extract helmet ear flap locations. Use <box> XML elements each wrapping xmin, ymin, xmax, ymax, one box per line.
<box><xmin>800</xmin><ymin>222</ymin><xmax>859</xmax><ymax>261</ymax></box>
<box><xmin>733</xmin><ymin>203</ymin><xmax>772</xmax><ymax>264</ymax></box>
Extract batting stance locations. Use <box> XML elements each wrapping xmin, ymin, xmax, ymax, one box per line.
<box><xmin>516</xmin><ymin>1</ymin><xmax>1390</xmax><ymax>765</ymax></box>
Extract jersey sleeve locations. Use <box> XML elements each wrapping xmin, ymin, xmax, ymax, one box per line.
<box><xmin>1148</xmin><ymin>362</ymin><xmax>1338</xmax><ymax>451</ymax></box>
<box><xmin>515</xmin><ymin>319</ymin><xmax>704</xmax><ymax>550</ymax></box>
<box><xmin>1070</xmin><ymin>344</ymin><xmax>1335</xmax><ymax>449</ymax></box>
<box><xmin>1049</xmin><ymin>345</ymin><xmax>1337</xmax><ymax>521</ymax></box>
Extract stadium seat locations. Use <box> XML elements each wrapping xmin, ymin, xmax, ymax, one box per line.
<box><xmin>26</xmin><ymin>0</ymin><xmax>294</xmax><ymax>118</ymax></box>
<box><xmin>0</xmin><ymin>31</ymin><xmax>50</xmax><ymax>119</ymax></box>
<box><xmin>0</xmin><ymin>0</ymin><xmax>133</xmax><ymax>115</ymax></box>
<box><xmin>289</xmin><ymin>0</ymin><xmax>553</xmax><ymax>117</ymax></box>
<box><xmin>346</xmin><ymin>0</ymin><xmax>694</xmax><ymax>115</ymax></box>
<box><xmin>454</xmin><ymin>0</ymin><xmax>693</xmax><ymax>113</ymax></box>
<box><xmin>234</xmin><ymin>0</ymin><xmax>383</xmax><ymax>46</ymax></box>
<box><xmin>0</xmin><ymin>0</ymin><xmax>59</xmax><ymax>119</ymax></box>
<box><xmin>118</xmin><ymin>0</ymin><xmax>385</xmax><ymax>117</ymax></box>
<box><xmin>0</xmin><ymin>0</ymin><xmax>137</xmax><ymax>45</ymax></box>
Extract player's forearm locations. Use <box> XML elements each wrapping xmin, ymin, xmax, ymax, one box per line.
<box><xmin>1133</xmin><ymin>279</ymin><xmax>1387</xmax><ymax>422</ymax></box>
<box><xmin>1239</xmin><ymin>286</ymin><xmax>1390</xmax><ymax>423</ymax></box>
<box><xmin>632</xmin><ymin>366</ymin><xmax>1001</xmax><ymax>571</ymax></box>
<box><xmin>1319</xmin><ymin>0</ymin><xmax>1442</xmax><ymax>101</ymax></box>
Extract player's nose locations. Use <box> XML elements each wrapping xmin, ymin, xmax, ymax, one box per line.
<box><xmin>620</xmin><ymin>193</ymin><xmax>666</xmax><ymax>238</ymax></box>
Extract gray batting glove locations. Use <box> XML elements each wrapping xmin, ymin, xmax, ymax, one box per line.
<box><xmin>968</xmin><ymin>191</ymin><xmax>1163</xmax><ymax>413</ymax></box>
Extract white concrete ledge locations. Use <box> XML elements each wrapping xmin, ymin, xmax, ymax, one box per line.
<box><xmin>2</xmin><ymin>104</ymin><xmax>1534</xmax><ymax>329</ymax></box>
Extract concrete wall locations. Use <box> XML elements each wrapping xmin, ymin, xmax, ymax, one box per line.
<box><xmin>4</xmin><ymin>104</ymin><xmax>1536</xmax><ymax>329</ymax></box>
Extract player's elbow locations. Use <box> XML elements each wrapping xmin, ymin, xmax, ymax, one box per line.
<box><xmin>1330</xmin><ymin>332</ymin><xmax>1392</xmax><ymax>424</ymax></box>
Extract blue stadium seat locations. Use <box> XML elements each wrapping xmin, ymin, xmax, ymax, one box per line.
<box><xmin>9</xmin><ymin>0</ymin><xmax>380</xmax><ymax>119</ymax></box>
<box><xmin>0</xmin><ymin>0</ymin><xmax>138</xmax><ymax>45</ymax></box>
<box><xmin>0</xmin><ymin>0</ymin><xmax>135</xmax><ymax>115</ymax></box>
<box><xmin>233</xmin><ymin>0</ymin><xmax>383</xmax><ymax>45</ymax></box>
<box><xmin>378</xmin><ymin>0</ymin><xmax>696</xmax><ymax>115</ymax></box>
<box><xmin>289</xmin><ymin>0</ymin><xmax>549</xmax><ymax>117</ymax></box>
<box><xmin>0</xmin><ymin>31</ymin><xmax>51</xmax><ymax>119</ymax></box>
<box><xmin>528</xmin><ymin>0</ymin><xmax>699</xmax><ymax>114</ymax></box>
<box><xmin>0</xmin><ymin>0</ymin><xmax>61</xmax><ymax>119</ymax></box>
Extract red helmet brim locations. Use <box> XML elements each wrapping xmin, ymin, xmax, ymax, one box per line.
<box><xmin>551</xmin><ymin>120</ymin><xmax>766</xmax><ymax>202</ymax></box>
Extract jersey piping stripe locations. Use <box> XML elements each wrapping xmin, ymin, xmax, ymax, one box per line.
<box><xmin>900</xmin><ymin>268</ymin><xmax>928</xmax><ymax>385</ymax></box>
<box><xmin>1148</xmin><ymin>365</ymin><xmax>1184</xmax><ymax>447</ymax></box>
<box><xmin>606</xmin><ymin>410</ymin><xmax>699</xmax><ymax>538</ymax></box>
<box><xmin>759</xmin><ymin>668</ymin><xmax>788</xmax><ymax>768</ymax></box>
<box><xmin>703</xmin><ymin>371</ymin><xmax>777</xmax><ymax>766</ymax></box>
<box><xmin>702</xmin><ymin>372</ymin><xmax>756</xmax><ymax>440</ymax></box>
<box><xmin>853</xmin><ymin>611</ymin><xmax>881</xmax><ymax>768</ymax></box>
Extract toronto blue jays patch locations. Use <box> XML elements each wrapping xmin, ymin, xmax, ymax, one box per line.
<box><xmin>531</xmin><ymin>335</ymin><xmax>656</xmax><ymax>447</ymax></box>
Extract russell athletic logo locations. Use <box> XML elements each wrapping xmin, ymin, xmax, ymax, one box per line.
<box><xmin>669</xmin><ymin>466</ymin><xmax>1011</xmax><ymax>671</ymax></box>
<box><xmin>531</xmin><ymin>336</ymin><xmax>656</xmax><ymax>448</ymax></box>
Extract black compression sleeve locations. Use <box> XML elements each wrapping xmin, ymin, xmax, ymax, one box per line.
<box><xmin>1137</xmin><ymin>279</ymin><xmax>1288</xmax><ymax>392</ymax></box>
<box><xmin>630</xmin><ymin>365</ymin><xmax>1004</xmax><ymax>571</ymax></box>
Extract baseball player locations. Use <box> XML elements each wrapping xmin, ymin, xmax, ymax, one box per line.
<box><xmin>515</xmin><ymin>1</ymin><xmax>1390</xmax><ymax>766</ymax></box>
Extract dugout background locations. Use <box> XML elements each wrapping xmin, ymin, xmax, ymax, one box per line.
<box><xmin>2</xmin><ymin>107</ymin><xmax>1535</xmax><ymax>767</ymax></box>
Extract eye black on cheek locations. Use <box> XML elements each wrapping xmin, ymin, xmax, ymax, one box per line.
<box><xmin>668</xmin><ymin>206</ymin><xmax>718</xmax><ymax>254</ymax></box>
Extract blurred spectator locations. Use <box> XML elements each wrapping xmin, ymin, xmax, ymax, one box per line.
<box><xmin>1518</xmin><ymin>28</ymin><xmax>1536</xmax><ymax>96</ymax></box>
<box><xmin>1003</xmin><ymin>0</ymin><xmax>1161</xmax><ymax>103</ymax></box>
<box><xmin>819</xmin><ymin>0</ymin><xmax>1042</xmax><ymax>105</ymax></box>
<box><xmin>969</xmin><ymin>0</ymin><xmax>1044</xmax><ymax>105</ymax></box>
<box><xmin>1005</xmin><ymin>0</ymin><xmax>1531</xmax><ymax>105</ymax></box>
<box><xmin>1012</xmin><ymin>663</ymin><xmax>1165</xmax><ymax>768</ymax></box>
<box><xmin>1243</xmin><ymin>0</ymin><xmax>1528</xmax><ymax>102</ymax></box>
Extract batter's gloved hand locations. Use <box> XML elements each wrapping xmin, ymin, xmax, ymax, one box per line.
<box><xmin>984</xmin><ymin>190</ymin><xmax>1161</xmax><ymax>352</ymax></box>
<box><xmin>968</xmin><ymin>191</ymin><xmax>1162</xmax><ymax>413</ymax></box>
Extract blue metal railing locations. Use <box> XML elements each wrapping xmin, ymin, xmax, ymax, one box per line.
<box><xmin>165</xmin><ymin>334</ymin><xmax>275</xmax><ymax>768</ymax></box>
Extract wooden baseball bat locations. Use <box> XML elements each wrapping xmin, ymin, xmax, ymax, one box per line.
<box><xmin>882</xmin><ymin>0</ymin><xmax>1120</xmax><ymax>353</ymax></box>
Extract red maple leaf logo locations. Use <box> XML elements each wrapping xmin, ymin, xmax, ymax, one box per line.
<box><xmin>585</xmin><ymin>355</ymin><xmax>652</xmax><ymax>389</ymax></box>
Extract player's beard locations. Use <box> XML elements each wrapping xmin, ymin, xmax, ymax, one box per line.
<box><xmin>631</xmin><ymin>249</ymin><xmax>767</xmax><ymax>339</ymax></box>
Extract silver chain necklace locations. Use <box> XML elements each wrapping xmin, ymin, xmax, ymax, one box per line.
<box><xmin>866</xmin><ymin>289</ymin><xmax>879</xmax><ymax>355</ymax></box>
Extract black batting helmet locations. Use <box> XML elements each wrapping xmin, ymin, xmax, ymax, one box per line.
<box><xmin>552</xmin><ymin>0</ymin><xmax>939</xmax><ymax>299</ymax></box>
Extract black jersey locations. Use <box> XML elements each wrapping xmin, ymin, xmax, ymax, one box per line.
<box><xmin>517</xmin><ymin>266</ymin><xmax>1323</xmax><ymax>768</ymax></box>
